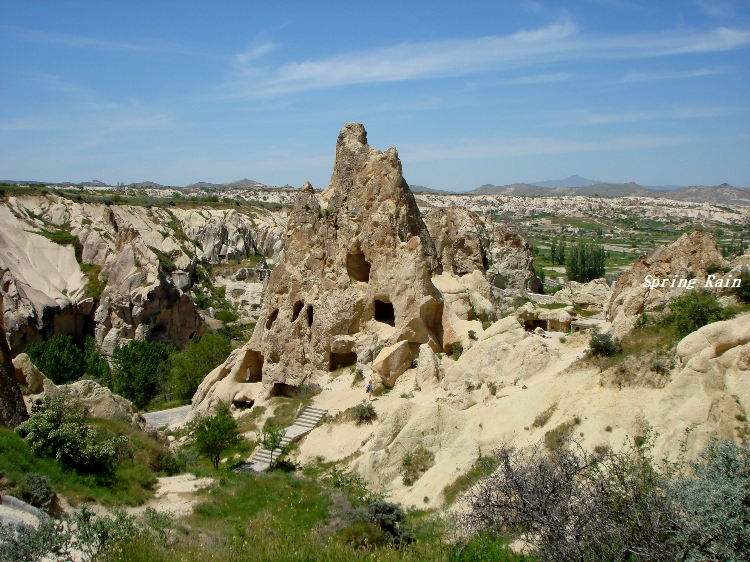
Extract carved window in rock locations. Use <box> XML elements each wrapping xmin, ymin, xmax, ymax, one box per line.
<box><xmin>266</xmin><ymin>309</ymin><xmax>279</xmax><ymax>330</ymax></box>
<box><xmin>292</xmin><ymin>301</ymin><xmax>304</xmax><ymax>322</ymax></box>
<box><xmin>306</xmin><ymin>305</ymin><xmax>314</xmax><ymax>327</ymax></box>
<box><xmin>346</xmin><ymin>252</ymin><xmax>371</xmax><ymax>283</ymax></box>
<box><xmin>374</xmin><ymin>299</ymin><xmax>396</xmax><ymax>326</ymax></box>
<box><xmin>244</xmin><ymin>350</ymin><xmax>264</xmax><ymax>383</ymax></box>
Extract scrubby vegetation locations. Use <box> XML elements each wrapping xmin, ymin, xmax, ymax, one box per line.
<box><xmin>112</xmin><ymin>340</ymin><xmax>171</xmax><ymax>409</ymax></box>
<box><xmin>166</xmin><ymin>332</ymin><xmax>232</xmax><ymax>402</ymax></box>
<box><xmin>188</xmin><ymin>402</ymin><xmax>241</xmax><ymax>470</ymax></box>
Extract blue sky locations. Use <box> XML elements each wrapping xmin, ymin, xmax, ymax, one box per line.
<box><xmin>1</xmin><ymin>1</ymin><xmax>749</xmax><ymax>191</ymax></box>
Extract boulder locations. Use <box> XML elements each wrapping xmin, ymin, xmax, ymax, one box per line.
<box><xmin>373</xmin><ymin>340</ymin><xmax>413</xmax><ymax>387</ymax></box>
<box><xmin>415</xmin><ymin>344</ymin><xmax>442</xmax><ymax>390</ymax></box>
<box><xmin>554</xmin><ymin>278</ymin><xmax>611</xmax><ymax>308</ymax></box>
<box><xmin>12</xmin><ymin>353</ymin><xmax>47</xmax><ymax>393</ymax></box>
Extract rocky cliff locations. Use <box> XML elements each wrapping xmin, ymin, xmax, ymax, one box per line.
<box><xmin>423</xmin><ymin>206</ymin><xmax>541</xmax><ymax>299</ymax></box>
<box><xmin>0</xmin><ymin>194</ymin><xmax>286</xmax><ymax>355</ymax></box>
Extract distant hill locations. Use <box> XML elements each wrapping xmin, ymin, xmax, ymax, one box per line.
<box><xmin>129</xmin><ymin>181</ymin><xmax>165</xmax><ymax>188</ymax></box>
<box><xmin>409</xmin><ymin>184</ymin><xmax>455</xmax><ymax>195</ymax></box>
<box><xmin>468</xmin><ymin>181</ymin><xmax>750</xmax><ymax>205</ymax></box>
<box><xmin>185</xmin><ymin>178</ymin><xmax>266</xmax><ymax>190</ymax></box>
<box><xmin>532</xmin><ymin>175</ymin><xmax>600</xmax><ymax>188</ymax></box>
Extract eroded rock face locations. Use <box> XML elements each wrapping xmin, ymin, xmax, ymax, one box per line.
<box><xmin>200</xmin><ymin>123</ymin><xmax>445</xmax><ymax>401</ymax></box>
<box><xmin>423</xmin><ymin>207</ymin><xmax>541</xmax><ymax>300</ymax></box>
<box><xmin>652</xmin><ymin>315</ymin><xmax>750</xmax><ymax>462</ymax></box>
<box><xmin>605</xmin><ymin>230</ymin><xmax>727</xmax><ymax>336</ymax></box>
<box><xmin>0</xmin><ymin>294</ymin><xmax>27</xmax><ymax>428</ymax></box>
<box><xmin>1</xmin><ymin>195</ymin><xmax>286</xmax><ymax>354</ymax></box>
<box><xmin>554</xmin><ymin>278</ymin><xmax>611</xmax><ymax>308</ymax></box>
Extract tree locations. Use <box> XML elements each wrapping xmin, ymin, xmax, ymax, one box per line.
<box><xmin>16</xmin><ymin>392</ymin><xmax>128</xmax><ymax>474</ymax></box>
<box><xmin>167</xmin><ymin>332</ymin><xmax>232</xmax><ymax>402</ymax></box>
<box><xmin>0</xmin><ymin>294</ymin><xmax>27</xmax><ymax>428</ymax></box>
<box><xmin>189</xmin><ymin>402</ymin><xmax>240</xmax><ymax>469</ymax></box>
<box><xmin>25</xmin><ymin>334</ymin><xmax>85</xmax><ymax>385</ymax></box>
<box><xmin>84</xmin><ymin>336</ymin><xmax>110</xmax><ymax>387</ymax></box>
<box><xmin>258</xmin><ymin>426</ymin><xmax>291</xmax><ymax>470</ymax></box>
<box><xmin>111</xmin><ymin>340</ymin><xmax>170</xmax><ymax>409</ymax></box>
<box><xmin>667</xmin><ymin>290</ymin><xmax>731</xmax><ymax>337</ymax></box>
<box><xmin>566</xmin><ymin>241</ymin><xmax>605</xmax><ymax>283</ymax></box>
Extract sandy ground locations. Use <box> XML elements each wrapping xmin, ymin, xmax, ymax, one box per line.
<box><xmin>142</xmin><ymin>405</ymin><xmax>192</xmax><ymax>429</ymax></box>
<box><xmin>0</xmin><ymin>504</ymin><xmax>39</xmax><ymax>527</ymax></box>
<box><xmin>127</xmin><ymin>474</ymin><xmax>213</xmax><ymax>518</ymax></box>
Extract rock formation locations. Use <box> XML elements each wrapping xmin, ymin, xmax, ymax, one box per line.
<box><xmin>423</xmin><ymin>207</ymin><xmax>542</xmax><ymax>300</ymax></box>
<box><xmin>0</xmin><ymin>294</ymin><xmax>27</xmax><ymax>428</ymax></box>
<box><xmin>1</xmin><ymin>194</ymin><xmax>285</xmax><ymax>355</ymax></box>
<box><xmin>606</xmin><ymin>230</ymin><xmax>727</xmax><ymax>336</ymax></box>
<box><xmin>553</xmin><ymin>278</ymin><xmax>611</xmax><ymax>309</ymax></box>
<box><xmin>192</xmin><ymin>123</ymin><xmax>446</xmax><ymax>405</ymax></box>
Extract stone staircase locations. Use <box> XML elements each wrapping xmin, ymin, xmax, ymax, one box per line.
<box><xmin>240</xmin><ymin>405</ymin><xmax>327</xmax><ymax>472</ymax></box>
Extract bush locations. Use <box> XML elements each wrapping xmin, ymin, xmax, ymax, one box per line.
<box><xmin>733</xmin><ymin>268</ymin><xmax>750</xmax><ymax>303</ymax></box>
<box><xmin>671</xmin><ymin>440</ymin><xmax>750</xmax><ymax>561</ymax></box>
<box><xmin>326</xmin><ymin>467</ymin><xmax>383</xmax><ymax>507</ymax></box>
<box><xmin>350</xmin><ymin>500</ymin><xmax>415</xmax><ymax>548</ymax></box>
<box><xmin>16</xmin><ymin>393</ymin><xmax>128</xmax><ymax>474</ymax></box>
<box><xmin>215</xmin><ymin>310</ymin><xmax>238</xmax><ymax>323</ymax></box>
<box><xmin>352</xmin><ymin>400</ymin><xmax>376</xmax><ymax>425</ymax></box>
<box><xmin>20</xmin><ymin>472</ymin><xmax>54</xmax><ymax>509</ymax></box>
<box><xmin>112</xmin><ymin>340</ymin><xmax>170</xmax><ymax>409</ymax></box>
<box><xmin>589</xmin><ymin>331</ymin><xmax>622</xmax><ymax>357</ymax></box>
<box><xmin>25</xmin><ymin>334</ymin><xmax>85</xmax><ymax>384</ymax></box>
<box><xmin>665</xmin><ymin>290</ymin><xmax>733</xmax><ymax>337</ymax></box>
<box><xmin>459</xmin><ymin>439</ymin><xmax>680</xmax><ymax>561</ymax></box>
<box><xmin>449</xmin><ymin>342</ymin><xmax>464</xmax><ymax>360</ymax></box>
<box><xmin>167</xmin><ymin>332</ymin><xmax>231</xmax><ymax>402</ymax></box>
<box><xmin>189</xmin><ymin>401</ymin><xmax>240</xmax><ymax>469</ymax></box>
<box><xmin>401</xmin><ymin>446</ymin><xmax>435</xmax><ymax>486</ymax></box>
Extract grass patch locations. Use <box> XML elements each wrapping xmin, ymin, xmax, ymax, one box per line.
<box><xmin>442</xmin><ymin>456</ymin><xmax>500</xmax><ymax>505</ymax></box>
<box><xmin>401</xmin><ymin>446</ymin><xmax>435</xmax><ymax>486</ymax></box>
<box><xmin>80</xmin><ymin>263</ymin><xmax>107</xmax><ymax>300</ymax></box>
<box><xmin>537</xmin><ymin>302</ymin><xmax>568</xmax><ymax>310</ymax></box>
<box><xmin>533</xmin><ymin>403</ymin><xmax>558</xmax><ymax>428</ymax></box>
<box><xmin>0</xmin><ymin>423</ymin><xmax>163</xmax><ymax>506</ymax></box>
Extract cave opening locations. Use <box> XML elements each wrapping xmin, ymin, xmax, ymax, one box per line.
<box><xmin>374</xmin><ymin>299</ymin><xmax>396</xmax><ymax>326</ymax></box>
<box><xmin>346</xmin><ymin>252</ymin><xmax>371</xmax><ymax>283</ymax></box>
<box><xmin>271</xmin><ymin>382</ymin><xmax>299</xmax><ymax>398</ymax></box>
<box><xmin>292</xmin><ymin>301</ymin><xmax>304</xmax><ymax>322</ymax></box>
<box><xmin>329</xmin><ymin>351</ymin><xmax>358</xmax><ymax>371</ymax></box>
<box><xmin>244</xmin><ymin>350</ymin><xmax>264</xmax><ymax>383</ymax></box>
<box><xmin>307</xmin><ymin>305</ymin><xmax>314</xmax><ymax>327</ymax></box>
<box><xmin>266</xmin><ymin>309</ymin><xmax>279</xmax><ymax>330</ymax></box>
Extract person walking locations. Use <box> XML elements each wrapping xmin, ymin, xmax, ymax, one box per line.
<box><xmin>366</xmin><ymin>379</ymin><xmax>373</xmax><ymax>401</ymax></box>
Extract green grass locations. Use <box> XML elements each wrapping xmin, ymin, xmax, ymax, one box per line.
<box><xmin>0</xmin><ymin>423</ymin><xmax>164</xmax><ymax>506</ymax></box>
<box><xmin>442</xmin><ymin>456</ymin><xmax>500</xmax><ymax>505</ymax></box>
<box><xmin>80</xmin><ymin>263</ymin><xmax>107</xmax><ymax>300</ymax></box>
<box><xmin>537</xmin><ymin>302</ymin><xmax>568</xmax><ymax>310</ymax></box>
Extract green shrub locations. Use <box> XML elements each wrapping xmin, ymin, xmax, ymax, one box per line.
<box><xmin>16</xmin><ymin>393</ymin><xmax>128</xmax><ymax>474</ymax></box>
<box><xmin>449</xmin><ymin>342</ymin><xmax>464</xmax><ymax>360</ymax></box>
<box><xmin>350</xmin><ymin>500</ymin><xmax>415</xmax><ymax>548</ymax></box>
<box><xmin>112</xmin><ymin>340</ymin><xmax>170</xmax><ymax>409</ymax></box>
<box><xmin>352</xmin><ymin>400</ymin><xmax>376</xmax><ymax>425</ymax></box>
<box><xmin>449</xmin><ymin>533</ymin><xmax>527</xmax><ymax>562</ymax></box>
<box><xmin>706</xmin><ymin>262</ymin><xmax>731</xmax><ymax>275</ymax></box>
<box><xmin>20</xmin><ymin>472</ymin><xmax>55</xmax><ymax>509</ymax></box>
<box><xmin>350</xmin><ymin>368</ymin><xmax>365</xmax><ymax>387</ymax></box>
<box><xmin>733</xmin><ymin>268</ymin><xmax>750</xmax><ymax>303</ymax></box>
<box><xmin>167</xmin><ymin>332</ymin><xmax>231</xmax><ymax>402</ymax></box>
<box><xmin>25</xmin><ymin>334</ymin><xmax>85</xmax><ymax>384</ymax></box>
<box><xmin>326</xmin><ymin>467</ymin><xmax>383</xmax><ymax>507</ymax></box>
<box><xmin>401</xmin><ymin>445</ymin><xmax>435</xmax><ymax>486</ymax></box>
<box><xmin>665</xmin><ymin>290</ymin><xmax>733</xmax><ymax>337</ymax></box>
<box><xmin>215</xmin><ymin>309</ymin><xmax>238</xmax><ymax>323</ymax></box>
<box><xmin>589</xmin><ymin>331</ymin><xmax>622</xmax><ymax>357</ymax></box>
<box><xmin>189</xmin><ymin>402</ymin><xmax>241</xmax><ymax>469</ymax></box>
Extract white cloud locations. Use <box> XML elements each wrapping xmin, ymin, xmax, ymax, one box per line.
<box><xmin>226</xmin><ymin>21</ymin><xmax>750</xmax><ymax>97</ymax></box>
<box><xmin>235</xmin><ymin>43</ymin><xmax>278</xmax><ymax>67</ymax></box>
<box><xmin>504</xmin><ymin>72</ymin><xmax>573</xmax><ymax>84</ymax></box>
<box><xmin>398</xmin><ymin>134</ymin><xmax>691</xmax><ymax>162</ymax></box>
<box><xmin>616</xmin><ymin>67</ymin><xmax>727</xmax><ymax>82</ymax></box>
<box><xmin>553</xmin><ymin>106</ymin><xmax>741</xmax><ymax>125</ymax></box>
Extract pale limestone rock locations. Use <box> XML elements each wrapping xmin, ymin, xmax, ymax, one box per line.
<box><xmin>516</xmin><ymin>302</ymin><xmax>576</xmax><ymax>332</ymax></box>
<box><xmin>415</xmin><ymin>344</ymin><xmax>442</xmax><ymax>390</ymax></box>
<box><xmin>554</xmin><ymin>278</ymin><xmax>611</xmax><ymax>308</ymax></box>
<box><xmin>652</xmin><ymin>314</ymin><xmax>750</xmax><ymax>463</ymax></box>
<box><xmin>373</xmin><ymin>341</ymin><xmax>413</xmax><ymax>387</ymax></box>
<box><xmin>12</xmin><ymin>353</ymin><xmax>47</xmax><ymax>393</ymax></box>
